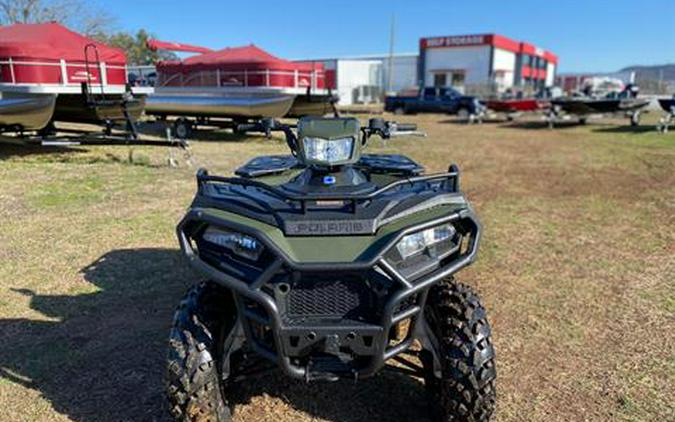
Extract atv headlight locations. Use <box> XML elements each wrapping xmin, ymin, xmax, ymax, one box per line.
<box><xmin>396</xmin><ymin>223</ymin><xmax>457</xmax><ymax>260</ymax></box>
<box><xmin>202</xmin><ymin>227</ymin><xmax>263</xmax><ymax>261</ymax></box>
<box><xmin>303</xmin><ymin>136</ymin><xmax>354</xmax><ymax>164</ymax></box>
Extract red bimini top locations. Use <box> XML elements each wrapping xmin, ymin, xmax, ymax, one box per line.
<box><xmin>0</xmin><ymin>22</ymin><xmax>129</xmax><ymax>92</ymax></box>
<box><xmin>156</xmin><ymin>44</ymin><xmax>326</xmax><ymax>92</ymax></box>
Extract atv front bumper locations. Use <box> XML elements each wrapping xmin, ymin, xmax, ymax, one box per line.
<box><xmin>177</xmin><ymin>208</ymin><xmax>480</xmax><ymax>381</ymax></box>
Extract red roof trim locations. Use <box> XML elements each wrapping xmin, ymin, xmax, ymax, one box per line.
<box><xmin>490</xmin><ymin>35</ymin><xmax>520</xmax><ymax>53</ymax></box>
<box><xmin>544</xmin><ymin>51</ymin><xmax>558</xmax><ymax>65</ymax></box>
<box><xmin>520</xmin><ymin>42</ymin><xmax>536</xmax><ymax>55</ymax></box>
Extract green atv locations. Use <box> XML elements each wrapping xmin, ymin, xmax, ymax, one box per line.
<box><xmin>167</xmin><ymin>117</ymin><xmax>496</xmax><ymax>421</ymax></box>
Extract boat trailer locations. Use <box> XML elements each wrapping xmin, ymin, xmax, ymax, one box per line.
<box><xmin>1</xmin><ymin>41</ymin><xmax>191</xmax><ymax>165</ymax></box>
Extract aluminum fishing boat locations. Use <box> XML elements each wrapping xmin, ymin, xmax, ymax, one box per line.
<box><xmin>657</xmin><ymin>96</ymin><xmax>675</xmax><ymax>133</ymax></box>
<box><xmin>550</xmin><ymin>85</ymin><xmax>650</xmax><ymax>127</ymax></box>
<box><xmin>658</xmin><ymin>97</ymin><xmax>675</xmax><ymax>113</ymax></box>
<box><xmin>552</xmin><ymin>97</ymin><xmax>650</xmax><ymax>115</ymax></box>
<box><xmin>553</xmin><ymin>84</ymin><xmax>650</xmax><ymax>116</ymax></box>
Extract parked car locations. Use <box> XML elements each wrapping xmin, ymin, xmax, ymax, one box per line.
<box><xmin>385</xmin><ymin>87</ymin><xmax>485</xmax><ymax>120</ymax></box>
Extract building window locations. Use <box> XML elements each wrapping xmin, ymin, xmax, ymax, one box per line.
<box><xmin>451</xmin><ymin>72</ymin><xmax>465</xmax><ymax>87</ymax></box>
<box><xmin>433</xmin><ymin>73</ymin><xmax>447</xmax><ymax>87</ymax></box>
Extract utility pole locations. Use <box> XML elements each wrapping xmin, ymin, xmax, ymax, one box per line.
<box><xmin>387</xmin><ymin>13</ymin><xmax>395</xmax><ymax>94</ymax></box>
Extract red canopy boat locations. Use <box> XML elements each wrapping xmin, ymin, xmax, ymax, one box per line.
<box><xmin>0</xmin><ymin>22</ymin><xmax>131</xmax><ymax>93</ymax></box>
<box><xmin>146</xmin><ymin>43</ymin><xmax>335</xmax><ymax>125</ymax></box>
<box><xmin>0</xmin><ymin>23</ymin><xmax>147</xmax><ymax>132</ymax></box>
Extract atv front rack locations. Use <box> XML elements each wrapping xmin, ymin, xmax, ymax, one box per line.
<box><xmin>196</xmin><ymin>165</ymin><xmax>460</xmax><ymax>214</ymax></box>
<box><xmin>177</xmin><ymin>205</ymin><xmax>480</xmax><ymax>381</ymax></box>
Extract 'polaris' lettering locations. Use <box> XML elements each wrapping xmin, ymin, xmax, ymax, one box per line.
<box><xmin>284</xmin><ymin>219</ymin><xmax>375</xmax><ymax>235</ymax></box>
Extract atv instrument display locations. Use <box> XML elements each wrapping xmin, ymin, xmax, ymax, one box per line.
<box><xmin>167</xmin><ymin>116</ymin><xmax>497</xmax><ymax>422</ymax></box>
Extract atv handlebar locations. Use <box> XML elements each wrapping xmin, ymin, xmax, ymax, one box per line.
<box><xmin>235</xmin><ymin>117</ymin><xmax>426</xmax><ymax>152</ymax></box>
<box><xmin>362</xmin><ymin>118</ymin><xmax>426</xmax><ymax>141</ymax></box>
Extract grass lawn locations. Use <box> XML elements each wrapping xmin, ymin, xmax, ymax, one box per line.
<box><xmin>0</xmin><ymin>113</ymin><xmax>673</xmax><ymax>421</ymax></box>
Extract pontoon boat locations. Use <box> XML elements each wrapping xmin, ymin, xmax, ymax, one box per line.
<box><xmin>0</xmin><ymin>23</ymin><xmax>150</xmax><ymax>135</ymax></box>
<box><xmin>145</xmin><ymin>43</ymin><xmax>336</xmax><ymax>135</ymax></box>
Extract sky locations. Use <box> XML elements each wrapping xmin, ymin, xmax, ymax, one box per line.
<box><xmin>101</xmin><ymin>0</ymin><xmax>675</xmax><ymax>73</ymax></box>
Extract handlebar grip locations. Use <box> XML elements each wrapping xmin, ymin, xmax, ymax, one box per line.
<box><xmin>396</xmin><ymin>123</ymin><xmax>417</xmax><ymax>132</ymax></box>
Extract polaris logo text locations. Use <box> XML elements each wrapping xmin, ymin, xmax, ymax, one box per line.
<box><xmin>285</xmin><ymin>220</ymin><xmax>374</xmax><ymax>235</ymax></box>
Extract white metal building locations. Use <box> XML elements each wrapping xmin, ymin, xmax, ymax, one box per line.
<box><xmin>371</xmin><ymin>53</ymin><xmax>419</xmax><ymax>93</ymax></box>
<box><xmin>325</xmin><ymin>59</ymin><xmax>381</xmax><ymax>106</ymax></box>
<box><xmin>296</xmin><ymin>53</ymin><xmax>419</xmax><ymax>106</ymax></box>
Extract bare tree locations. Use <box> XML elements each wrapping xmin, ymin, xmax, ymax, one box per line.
<box><xmin>0</xmin><ymin>0</ymin><xmax>115</xmax><ymax>36</ymax></box>
<box><xmin>0</xmin><ymin>0</ymin><xmax>173</xmax><ymax>65</ymax></box>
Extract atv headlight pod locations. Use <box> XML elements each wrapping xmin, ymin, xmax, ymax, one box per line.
<box><xmin>302</xmin><ymin>136</ymin><xmax>354</xmax><ymax>164</ymax></box>
<box><xmin>396</xmin><ymin>223</ymin><xmax>457</xmax><ymax>260</ymax></box>
<box><xmin>202</xmin><ymin>227</ymin><xmax>264</xmax><ymax>261</ymax></box>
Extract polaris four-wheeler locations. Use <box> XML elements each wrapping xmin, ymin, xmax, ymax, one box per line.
<box><xmin>168</xmin><ymin>116</ymin><xmax>496</xmax><ymax>421</ymax></box>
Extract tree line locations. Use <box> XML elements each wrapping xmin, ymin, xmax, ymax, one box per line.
<box><xmin>0</xmin><ymin>0</ymin><xmax>177</xmax><ymax>64</ymax></box>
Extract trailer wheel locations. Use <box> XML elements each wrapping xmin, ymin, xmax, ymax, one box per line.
<box><xmin>173</xmin><ymin>118</ymin><xmax>193</xmax><ymax>139</ymax></box>
<box><xmin>422</xmin><ymin>279</ymin><xmax>496</xmax><ymax>422</ymax></box>
<box><xmin>394</xmin><ymin>106</ymin><xmax>406</xmax><ymax>115</ymax></box>
<box><xmin>579</xmin><ymin>117</ymin><xmax>588</xmax><ymax>125</ymax></box>
<box><xmin>457</xmin><ymin>108</ymin><xmax>470</xmax><ymax>123</ymax></box>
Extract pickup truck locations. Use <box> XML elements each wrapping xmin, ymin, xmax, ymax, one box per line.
<box><xmin>384</xmin><ymin>87</ymin><xmax>484</xmax><ymax>120</ymax></box>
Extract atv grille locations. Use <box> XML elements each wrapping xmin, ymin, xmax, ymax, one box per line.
<box><xmin>286</xmin><ymin>279</ymin><xmax>374</xmax><ymax>320</ymax></box>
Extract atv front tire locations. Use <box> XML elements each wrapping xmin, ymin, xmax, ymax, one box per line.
<box><xmin>166</xmin><ymin>282</ymin><xmax>237</xmax><ymax>422</ymax></box>
<box><xmin>422</xmin><ymin>279</ymin><xmax>497</xmax><ymax>422</ymax></box>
